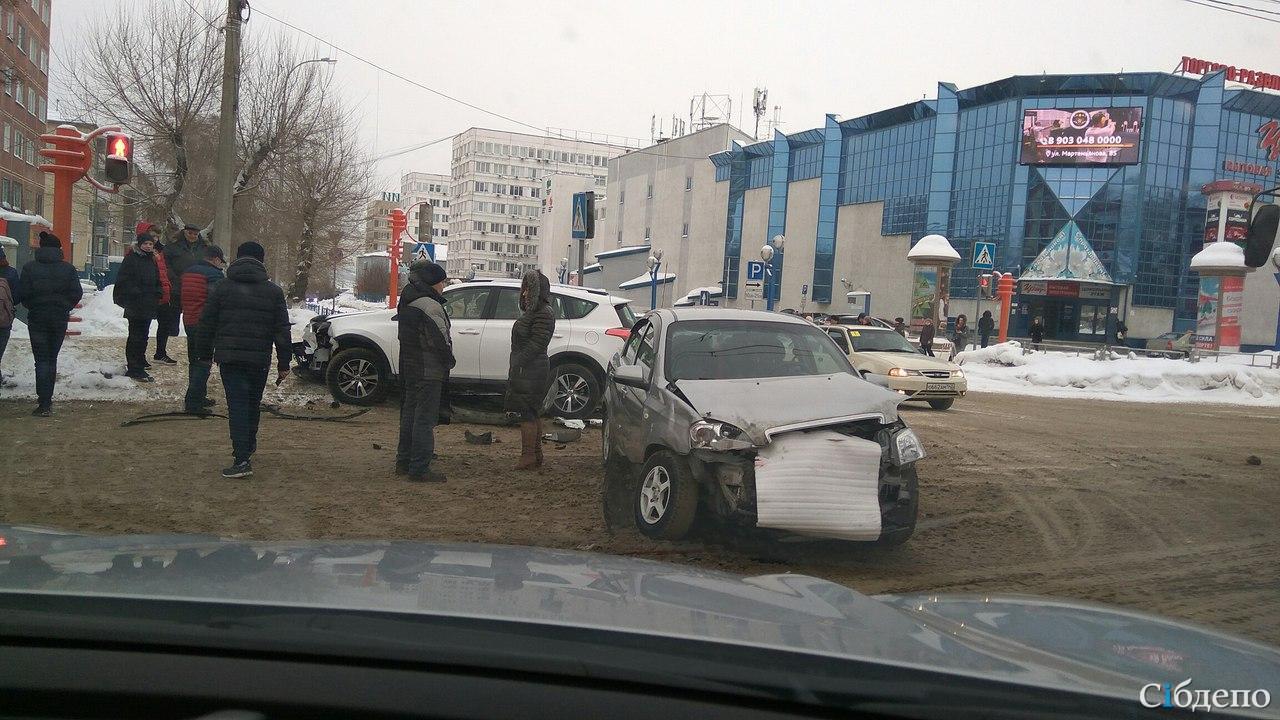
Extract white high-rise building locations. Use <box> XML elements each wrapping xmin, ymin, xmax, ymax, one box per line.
<box><xmin>447</xmin><ymin>128</ymin><xmax>637</xmax><ymax>278</ymax></box>
<box><xmin>399</xmin><ymin>172</ymin><xmax>452</xmax><ymax>243</ymax></box>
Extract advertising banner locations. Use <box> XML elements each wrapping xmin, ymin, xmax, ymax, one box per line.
<box><xmin>909</xmin><ymin>266</ymin><xmax>938</xmax><ymax>328</ymax></box>
<box><xmin>1019</xmin><ymin>107</ymin><xmax>1143</xmax><ymax>165</ymax></box>
<box><xmin>1218</xmin><ymin>275</ymin><xmax>1244</xmax><ymax>353</ymax></box>
<box><xmin>1204</xmin><ymin>207</ymin><xmax>1222</xmax><ymax>243</ymax></box>
<box><xmin>1224</xmin><ymin>191</ymin><xmax>1252</xmax><ymax>244</ymax></box>
<box><xmin>1195</xmin><ymin>276</ymin><xmax>1221</xmax><ymax>350</ymax></box>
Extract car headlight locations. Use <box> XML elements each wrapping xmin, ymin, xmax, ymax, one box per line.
<box><xmin>690</xmin><ymin>420</ymin><xmax>753</xmax><ymax>451</ymax></box>
<box><xmin>891</xmin><ymin>428</ymin><xmax>926</xmax><ymax>466</ymax></box>
<box><xmin>887</xmin><ymin>367</ymin><xmax>921</xmax><ymax>377</ymax></box>
<box><xmin>952</xmin><ymin>368</ymin><xmax>965</xmax><ymax>378</ymax></box>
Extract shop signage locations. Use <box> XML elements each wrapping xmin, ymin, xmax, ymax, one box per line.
<box><xmin>1223</xmin><ymin>159</ymin><xmax>1272</xmax><ymax>177</ymax></box>
<box><xmin>1046</xmin><ymin>280</ymin><xmax>1077</xmax><ymax>297</ymax></box>
<box><xmin>1078</xmin><ymin>285</ymin><xmax>1111</xmax><ymax>300</ymax></box>
<box><xmin>1020</xmin><ymin>280</ymin><xmax>1047</xmax><ymax>296</ymax></box>
<box><xmin>1261</xmin><ymin>120</ymin><xmax>1280</xmax><ymax>162</ymax></box>
<box><xmin>1018</xmin><ymin>281</ymin><xmax>1110</xmax><ymax>300</ymax></box>
<box><xmin>1219</xmin><ymin>276</ymin><xmax>1243</xmax><ymax>353</ymax></box>
<box><xmin>1179</xmin><ymin>57</ymin><xmax>1280</xmax><ymax>91</ymax></box>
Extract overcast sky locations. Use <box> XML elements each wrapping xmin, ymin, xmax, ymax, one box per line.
<box><xmin>49</xmin><ymin>0</ymin><xmax>1280</xmax><ymax>192</ymax></box>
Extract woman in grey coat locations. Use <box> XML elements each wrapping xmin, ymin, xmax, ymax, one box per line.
<box><xmin>505</xmin><ymin>270</ymin><xmax>555</xmax><ymax>469</ymax></box>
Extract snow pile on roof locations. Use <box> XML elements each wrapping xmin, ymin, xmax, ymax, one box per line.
<box><xmin>618</xmin><ymin>271</ymin><xmax>675</xmax><ymax>290</ymax></box>
<box><xmin>1190</xmin><ymin>241</ymin><xmax>1246</xmax><ymax>271</ymax></box>
<box><xmin>594</xmin><ymin>244</ymin><xmax>652</xmax><ymax>259</ymax></box>
<box><xmin>0</xmin><ymin>209</ymin><xmax>51</xmax><ymax>225</ymax></box>
<box><xmin>956</xmin><ymin>342</ymin><xmax>1280</xmax><ymax>406</ymax></box>
<box><xmin>906</xmin><ymin>234</ymin><xmax>960</xmax><ymax>262</ymax></box>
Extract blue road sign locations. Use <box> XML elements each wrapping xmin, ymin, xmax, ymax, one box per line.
<box><xmin>411</xmin><ymin>242</ymin><xmax>435</xmax><ymax>262</ymax></box>
<box><xmin>972</xmin><ymin>241</ymin><xmax>997</xmax><ymax>270</ymax></box>
<box><xmin>746</xmin><ymin>261</ymin><xmax>766</xmax><ymax>281</ymax></box>
<box><xmin>571</xmin><ymin>192</ymin><xmax>592</xmax><ymax>239</ymax></box>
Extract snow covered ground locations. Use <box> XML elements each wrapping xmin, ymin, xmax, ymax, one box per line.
<box><xmin>955</xmin><ymin>341</ymin><xmax>1280</xmax><ymax>406</ymax></box>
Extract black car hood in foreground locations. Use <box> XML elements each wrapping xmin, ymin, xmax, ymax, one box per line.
<box><xmin>1</xmin><ymin>527</ymin><xmax>1277</xmax><ymax>715</ymax></box>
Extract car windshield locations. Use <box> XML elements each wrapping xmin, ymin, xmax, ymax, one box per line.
<box><xmin>848</xmin><ymin>329</ymin><xmax>920</xmax><ymax>354</ymax></box>
<box><xmin>665</xmin><ymin>320</ymin><xmax>854</xmax><ymax>380</ymax></box>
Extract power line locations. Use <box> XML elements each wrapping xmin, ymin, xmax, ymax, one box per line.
<box><xmin>1198</xmin><ymin>0</ymin><xmax>1280</xmax><ymax>15</ymax></box>
<box><xmin>250</xmin><ymin>4</ymin><xmax>722</xmax><ymax>161</ymax></box>
<box><xmin>1180</xmin><ymin>0</ymin><xmax>1280</xmax><ymax>22</ymax></box>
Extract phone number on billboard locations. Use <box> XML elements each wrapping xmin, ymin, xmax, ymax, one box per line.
<box><xmin>1043</xmin><ymin>135</ymin><xmax>1125</xmax><ymax>145</ymax></box>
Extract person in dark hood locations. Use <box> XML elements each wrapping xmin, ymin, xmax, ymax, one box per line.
<box><xmin>193</xmin><ymin>241</ymin><xmax>291</xmax><ymax>479</ymax></box>
<box><xmin>180</xmin><ymin>244</ymin><xmax>226</xmax><ymax>414</ymax></box>
<box><xmin>17</xmin><ymin>232</ymin><xmax>82</xmax><ymax>416</ymax></box>
<box><xmin>505</xmin><ymin>270</ymin><xmax>554</xmax><ymax>470</ymax></box>
<box><xmin>918</xmin><ymin>318</ymin><xmax>936</xmax><ymax>357</ymax></box>
<box><xmin>0</xmin><ymin>245</ymin><xmax>20</xmax><ymax>374</ymax></box>
<box><xmin>1029</xmin><ymin>316</ymin><xmax>1045</xmax><ymax>351</ymax></box>
<box><xmin>978</xmin><ymin>310</ymin><xmax>995</xmax><ymax>348</ymax></box>
<box><xmin>164</xmin><ymin>223</ymin><xmax>209</xmax><ymax>323</ymax></box>
<box><xmin>113</xmin><ymin>231</ymin><xmax>164</xmax><ymax>381</ymax></box>
<box><xmin>136</xmin><ymin>222</ymin><xmax>179</xmax><ymax>365</ymax></box>
<box><xmin>395</xmin><ymin>260</ymin><xmax>453</xmax><ymax>483</ymax></box>
<box><xmin>950</xmin><ymin>314</ymin><xmax>970</xmax><ymax>360</ymax></box>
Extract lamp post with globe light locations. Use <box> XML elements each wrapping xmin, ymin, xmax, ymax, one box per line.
<box><xmin>647</xmin><ymin>249</ymin><xmax>664</xmax><ymax>310</ymax></box>
<box><xmin>762</xmin><ymin>234</ymin><xmax>784</xmax><ymax>311</ymax></box>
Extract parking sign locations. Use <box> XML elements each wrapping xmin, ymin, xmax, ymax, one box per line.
<box><xmin>746</xmin><ymin>261</ymin><xmax>766</xmax><ymax>281</ymax></box>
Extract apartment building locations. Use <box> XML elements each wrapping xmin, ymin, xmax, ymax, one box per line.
<box><xmin>1</xmin><ymin>0</ymin><xmax>51</xmax><ymax>232</ymax></box>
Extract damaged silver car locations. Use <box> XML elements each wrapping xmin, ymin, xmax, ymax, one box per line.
<box><xmin>602</xmin><ymin>308</ymin><xmax>923</xmax><ymax>546</ymax></box>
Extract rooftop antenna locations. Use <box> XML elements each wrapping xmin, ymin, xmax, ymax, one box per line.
<box><xmin>752</xmin><ymin>87</ymin><xmax>768</xmax><ymax>139</ymax></box>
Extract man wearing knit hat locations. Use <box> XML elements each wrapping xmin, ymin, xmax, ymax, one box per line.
<box><xmin>17</xmin><ymin>232</ymin><xmax>83</xmax><ymax>416</ymax></box>
<box><xmin>193</xmin><ymin>240</ymin><xmax>291</xmax><ymax>478</ymax></box>
<box><xmin>395</xmin><ymin>259</ymin><xmax>453</xmax><ymax>483</ymax></box>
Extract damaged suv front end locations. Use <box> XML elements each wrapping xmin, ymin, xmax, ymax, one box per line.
<box><xmin>602</xmin><ymin>310</ymin><xmax>923</xmax><ymax>546</ymax></box>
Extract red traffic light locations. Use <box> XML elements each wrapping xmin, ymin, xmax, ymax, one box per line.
<box><xmin>978</xmin><ymin>275</ymin><xmax>989</xmax><ymax>288</ymax></box>
<box><xmin>102</xmin><ymin>131</ymin><xmax>133</xmax><ymax>185</ymax></box>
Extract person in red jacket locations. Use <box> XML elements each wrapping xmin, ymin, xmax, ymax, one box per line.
<box><xmin>181</xmin><ymin>245</ymin><xmax>226</xmax><ymax>413</ymax></box>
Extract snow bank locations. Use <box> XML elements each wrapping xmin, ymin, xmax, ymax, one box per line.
<box><xmin>76</xmin><ymin>289</ymin><xmax>132</xmax><ymax>337</ymax></box>
<box><xmin>0</xmin><ymin>339</ymin><xmax>145</xmax><ymax>401</ymax></box>
<box><xmin>956</xmin><ymin>342</ymin><xmax>1280</xmax><ymax>406</ymax></box>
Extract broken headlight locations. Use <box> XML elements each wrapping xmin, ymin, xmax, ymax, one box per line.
<box><xmin>690</xmin><ymin>420</ymin><xmax>753</xmax><ymax>451</ymax></box>
<box><xmin>891</xmin><ymin>428</ymin><xmax>926</xmax><ymax>466</ymax></box>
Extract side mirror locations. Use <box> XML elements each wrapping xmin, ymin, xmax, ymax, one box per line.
<box><xmin>611</xmin><ymin>363</ymin><xmax>648</xmax><ymax>390</ymax></box>
<box><xmin>1244</xmin><ymin>204</ymin><xmax>1279</xmax><ymax>268</ymax></box>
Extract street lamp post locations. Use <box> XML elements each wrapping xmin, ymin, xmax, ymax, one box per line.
<box><xmin>280</xmin><ymin>57</ymin><xmax>337</xmax><ymax>127</ymax></box>
<box><xmin>647</xmin><ymin>249</ymin><xmax>664</xmax><ymax>310</ymax></box>
<box><xmin>761</xmin><ymin>234</ymin><xmax>784</xmax><ymax>311</ymax></box>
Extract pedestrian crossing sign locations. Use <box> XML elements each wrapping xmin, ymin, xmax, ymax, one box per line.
<box><xmin>972</xmin><ymin>241</ymin><xmax>996</xmax><ymax>270</ymax></box>
<box><xmin>412</xmin><ymin>242</ymin><xmax>434</xmax><ymax>262</ymax></box>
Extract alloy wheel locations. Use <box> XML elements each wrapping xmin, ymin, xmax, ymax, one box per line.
<box><xmin>638</xmin><ymin>466</ymin><xmax>671</xmax><ymax>525</ymax></box>
<box><xmin>336</xmin><ymin>358</ymin><xmax>378</xmax><ymax>399</ymax></box>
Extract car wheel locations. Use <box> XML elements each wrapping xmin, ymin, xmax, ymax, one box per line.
<box><xmin>928</xmin><ymin>398</ymin><xmax>954</xmax><ymax>411</ymax></box>
<box><xmin>546</xmin><ymin>362</ymin><xmax>600</xmax><ymax>420</ymax></box>
<box><xmin>634</xmin><ymin>450</ymin><xmax>699</xmax><ymax>540</ymax></box>
<box><xmin>326</xmin><ymin>348</ymin><xmax>390</xmax><ymax>406</ymax></box>
<box><xmin>875</xmin><ymin>465</ymin><xmax>918</xmax><ymax>547</ymax></box>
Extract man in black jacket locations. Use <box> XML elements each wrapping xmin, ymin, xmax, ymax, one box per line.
<box><xmin>395</xmin><ymin>260</ymin><xmax>453</xmax><ymax>483</ymax></box>
<box><xmin>194</xmin><ymin>241</ymin><xmax>291</xmax><ymax>478</ymax></box>
<box><xmin>17</xmin><ymin>232</ymin><xmax>83</xmax><ymax>416</ymax></box>
<box><xmin>113</xmin><ymin>233</ymin><xmax>164</xmax><ymax>381</ymax></box>
<box><xmin>164</xmin><ymin>223</ymin><xmax>209</xmax><ymax>324</ymax></box>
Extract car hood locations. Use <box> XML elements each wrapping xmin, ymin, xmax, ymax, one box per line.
<box><xmin>2</xmin><ymin>529</ymin><xmax>1277</xmax><ymax>709</ymax></box>
<box><xmin>674</xmin><ymin>373</ymin><xmax>903</xmax><ymax>443</ymax></box>
<box><xmin>854</xmin><ymin>352</ymin><xmax>959</xmax><ymax>373</ymax></box>
<box><xmin>323</xmin><ymin>309</ymin><xmax>394</xmax><ymax>325</ymax></box>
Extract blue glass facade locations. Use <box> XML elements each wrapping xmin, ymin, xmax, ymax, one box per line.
<box><xmin>712</xmin><ymin>71</ymin><xmax>1280</xmax><ymax>324</ymax></box>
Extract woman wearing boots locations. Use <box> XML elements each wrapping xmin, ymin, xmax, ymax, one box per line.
<box><xmin>505</xmin><ymin>270</ymin><xmax>554</xmax><ymax>470</ymax></box>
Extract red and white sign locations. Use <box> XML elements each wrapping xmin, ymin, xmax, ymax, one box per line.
<box><xmin>1180</xmin><ymin>57</ymin><xmax>1280</xmax><ymax>92</ymax></box>
<box><xmin>1218</xmin><ymin>275</ymin><xmax>1244</xmax><ymax>353</ymax></box>
<box><xmin>1223</xmin><ymin>159</ymin><xmax>1272</xmax><ymax>177</ymax></box>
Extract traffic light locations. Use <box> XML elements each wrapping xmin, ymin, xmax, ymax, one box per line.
<box><xmin>978</xmin><ymin>273</ymin><xmax>992</xmax><ymax>299</ymax></box>
<box><xmin>417</xmin><ymin>206</ymin><xmax>432</xmax><ymax>242</ymax></box>
<box><xmin>102</xmin><ymin>132</ymin><xmax>132</xmax><ymax>184</ymax></box>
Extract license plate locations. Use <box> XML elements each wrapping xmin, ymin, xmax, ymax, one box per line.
<box><xmin>926</xmin><ymin>382</ymin><xmax>952</xmax><ymax>391</ymax></box>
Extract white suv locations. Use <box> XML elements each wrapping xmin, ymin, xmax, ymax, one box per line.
<box><xmin>295</xmin><ymin>279</ymin><xmax>637</xmax><ymax>419</ymax></box>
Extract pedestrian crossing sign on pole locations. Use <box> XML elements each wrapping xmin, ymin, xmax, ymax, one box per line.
<box><xmin>412</xmin><ymin>242</ymin><xmax>434</xmax><ymax>262</ymax></box>
<box><xmin>972</xmin><ymin>241</ymin><xmax>996</xmax><ymax>270</ymax></box>
<box><xmin>571</xmin><ymin>192</ymin><xmax>595</xmax><ymax>239</ymax></box>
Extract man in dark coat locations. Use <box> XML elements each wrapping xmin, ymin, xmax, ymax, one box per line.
<box><xmin>17</xmin><ymin>232</ymin><xmax>83</xmax><ymax>416</ymax></box>
<box><xmin>395</xmin><ymin>260</ymin><xmax>453</xmax><ymax>483</ymax></box>
<box><xmin>164</xmin><ymin>223</ymin><xmax>209</xmax><ymax>323</ymax></box>
<box><xmin>505</xmin><ymin>270</ymin><xmax>554</xmax><ymax>470</ymax></box>
<box><xmin>978</xmin><ymin>310</ymin><xmax>995</xmax><ymax>348</ymax></box>
<box><xmin>180</xmin><ymin>244</ymin><xmax>226</xmax><ymax>413</ymax></box>
<box><xmin>113</xmin><ymin>233</ymin><xmax>164</xmax><ymax>381</ymax></box>
<box><xmin>194</xmin><ymin>241</ymin><xmax>291</xmax><ymax>478</ymax></box>
<box><xmin>918</xmin><ymin>318</ymin><xmax>936</xmax><ymax>357</ymax></box>
<box><xmin>1029</xmin><ymin>316</ymin><xmax>1046</xmax><ymax>351</ymax></box>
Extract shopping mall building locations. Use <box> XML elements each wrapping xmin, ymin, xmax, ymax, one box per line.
<box><xmin>588</xmin><ymin>66</ymin><xmax>1280</xmax><ymax>349</ymax></box>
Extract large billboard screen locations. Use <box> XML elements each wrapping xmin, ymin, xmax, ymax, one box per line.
<box><xmin>1019</xmin><ymin>107</ymin><xmax>1143</xmax><ymax>165</ymax></box>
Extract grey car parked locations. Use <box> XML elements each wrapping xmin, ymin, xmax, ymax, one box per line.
<box><xmin>601</xmin><ymin>308</ymin><xmax>925</xmax><ymax>546</ymax></box>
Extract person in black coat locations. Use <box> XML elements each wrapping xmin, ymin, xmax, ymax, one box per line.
<box><xmin>918</xmin><ymin>318</ymin><xmax>936</xmax><ymax>357</ymax></box>
<box><xmin>113</xmin><ymin>234</ymin><xmax>164</xmax><ymax>381</ymax></box>
<box><xmin>193</xmin><ymin>241</ymin><xmax>291</xmax><ymax>479</ymax></box>
<box><xmin>505</xmin><ymin>270</ymin><xmax>554</xmax><ymax>470</ymax></box>
<box><xmin>395</xmin><ymin>260</ymin><xmax>453</xmax><ymax>483</ymax></box>
<box><xmin>17</xmin><ymin>232</ymin><xmax>83</xmax><ymax>416</ymax></box>
<box><xmin>1029</xmin><ymin>316</ymin><xmax>1046</xmax><ymax>351</ymax></box>
<box><xmin>978</xmin><ymin>310</ymin><xmax>995</xmax><ymax>348</ymax></box>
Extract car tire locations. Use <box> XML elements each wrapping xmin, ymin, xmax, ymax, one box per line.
<box><xmin>634</xmin><ymin>450</ymin><xmax>699</xmax><ymax>541</ymax></box>
<box><xmin>326</xmin><ymin>348</ymin><xmax>391</xmax><ymax>406</ymax></box>
<box><xmin>928</xmin><ymin>398</ymin><xmax>954</xmax><ymax>411</ymax></box>
<box><xmin>875</xmin><ymin>465</ymin><xmax>918</xmax><ymax>547</ymax></box>
<box><xmin>545</xmin><ymin>362</ymin><xmax>601</xmax><ymax>420</ymax></box>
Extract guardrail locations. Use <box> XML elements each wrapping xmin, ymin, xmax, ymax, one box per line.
<box><xmin>1188</xmin><ymin>347</ymin><xmax>1280</xmax><ymax>368</ymax></box>
<box><xmin>962</xmin><ymin>337</ymin><xmax>1277</xmax><ymax>367</ymax></box>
